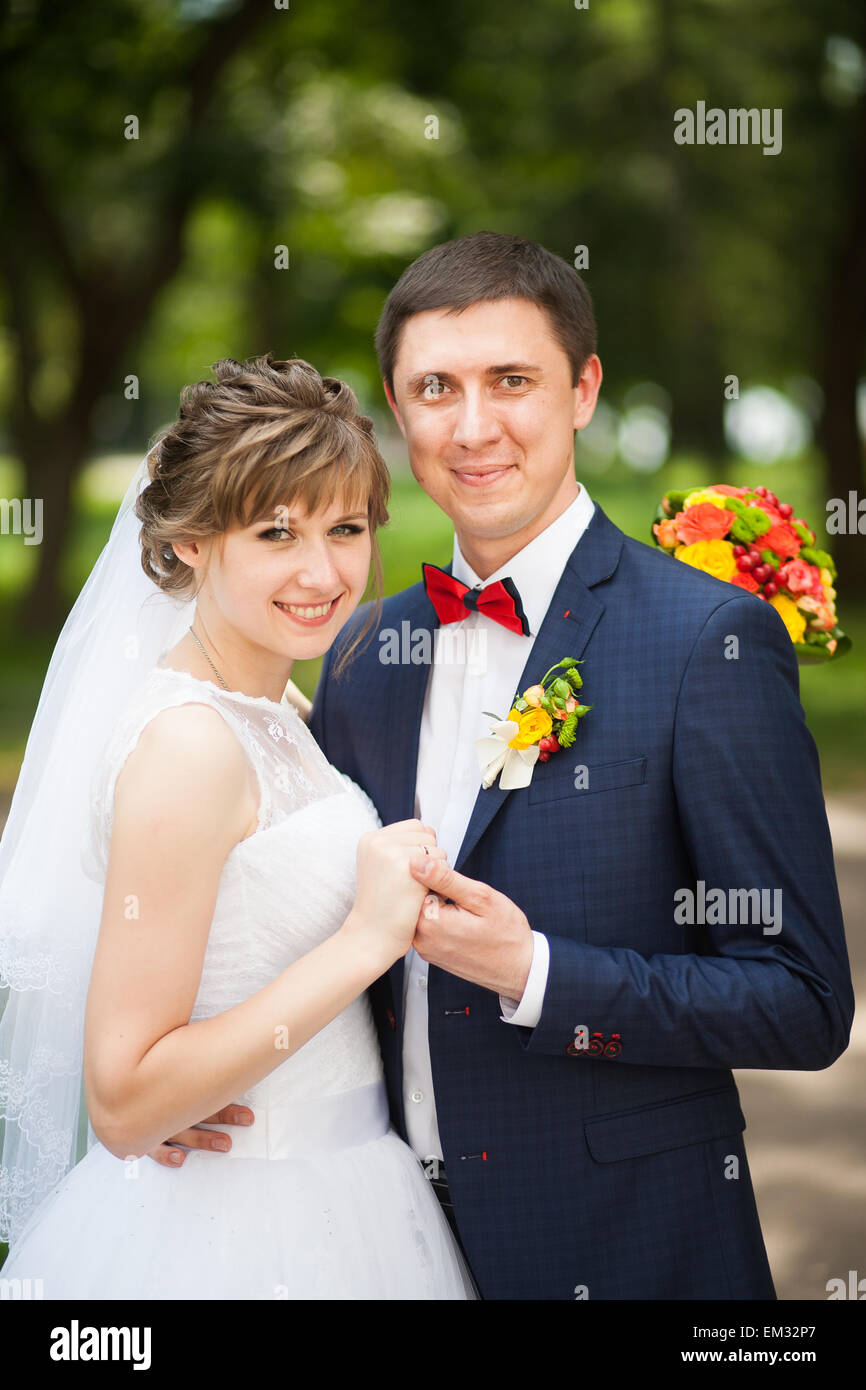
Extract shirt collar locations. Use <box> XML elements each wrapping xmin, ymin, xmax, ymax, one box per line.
<box><xmin>451</xmin><ymin>481</ymin><xmax>595</xmax><ymax>637</ymax></box>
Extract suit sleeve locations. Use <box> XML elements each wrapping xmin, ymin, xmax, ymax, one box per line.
<box><xmin>520</xmin><ymin>594</ymin><xmax>855</xmax><ymax>1070</ymax></box>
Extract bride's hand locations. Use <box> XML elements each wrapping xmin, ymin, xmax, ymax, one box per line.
<box><xmin>344</xmin><ymin>819</ymin><xmax>447</xmax><ymax>965</ymax></box>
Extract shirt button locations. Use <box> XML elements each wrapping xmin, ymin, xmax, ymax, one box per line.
<box><xmin>410</xmin><ymin>1090</ymin><xmax>424</xmax><ymax>1104</ymax></box>
<box><xmin>418</xmin><ymin>975</ymin><xmax>427</xmax><ymax>989</ymax></box>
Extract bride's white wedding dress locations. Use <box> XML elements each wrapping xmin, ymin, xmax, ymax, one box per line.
<box><xmin>2</xmin><ymin>661</ymin><xmax>476</xmax><ymax>1299</ymax></box>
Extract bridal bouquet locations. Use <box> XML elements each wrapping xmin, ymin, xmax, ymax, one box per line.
<box><xmin>651</xmin><ymin>485</ymin><xmax>850</xmax><ymax>663</ymax></box>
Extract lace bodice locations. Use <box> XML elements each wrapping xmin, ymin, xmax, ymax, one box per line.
<box><xmin>83</xmin><ymin>662</ymin><xmax>386</xmax><ymax>1108</ymax></box>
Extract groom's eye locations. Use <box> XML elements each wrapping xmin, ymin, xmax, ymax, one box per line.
<box><xmin>420</xmin><ymin>376</ymin><xmax>450</xmax><ymax>399</ymax></box>
<box><xmin>500</xmin><ymin>375</ymin><xmax>529</xmax><ymax>388</ymax></box>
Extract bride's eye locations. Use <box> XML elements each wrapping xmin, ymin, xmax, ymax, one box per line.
<box><xmin>258</xmin><ymin>523</ymin><xmax>366</xmax><ymax>540</ymax></box>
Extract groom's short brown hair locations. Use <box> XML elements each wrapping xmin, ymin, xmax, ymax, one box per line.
<box><xmin>375</xmin><ymin>231</ymin><xmax>596</xmax><ymax>394</ymax></box>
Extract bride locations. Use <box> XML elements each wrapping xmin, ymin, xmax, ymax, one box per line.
<box><xmin>0</xmin><ymin>354</ymin><xmax>476</xmax><ymax>1299</ymax></box>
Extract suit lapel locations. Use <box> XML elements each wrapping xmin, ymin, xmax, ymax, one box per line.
<box><xmin>379</xmin><ymin>578</ymin><xmax>441</xmax><ymax>823</ymax></box>
<box><xmin>380</xmin><ymin>573</ymin><xmax>442</xmax><ymax>1034</ymax></box>
<box><xmin>454</xmin><ymin>503</ymin><xmax>623</xmax><ymax>873</ymax></box>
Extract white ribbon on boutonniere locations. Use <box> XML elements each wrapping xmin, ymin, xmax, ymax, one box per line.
<box><xmin>475</xmin><ymin>657</ymin><xmax>592</xmax><ymax>791</ymax></box>
<box><xmin>476</xmin><ymin>719</ymin><xmax>541</xmax><ymax>790</ymax></box>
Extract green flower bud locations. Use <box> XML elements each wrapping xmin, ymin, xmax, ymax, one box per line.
<box><xmin>800</xmin><ymin>545</ymin><xmax>836</xmax><ymax>578</ymax></box>
<box><xmin>556</xmin><ymin>712</ymin><xmax>579</xmax><ymax>748</ymax></box>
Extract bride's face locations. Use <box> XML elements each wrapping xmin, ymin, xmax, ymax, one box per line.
<box><xmin>194</xmin><ymin>491</ymin><xmax>373</xmax><ymax>663</ymax></box>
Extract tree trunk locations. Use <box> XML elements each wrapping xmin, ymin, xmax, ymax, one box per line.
<box><xmin>17</xmin><ymin>422</ymin><xmax>89</xmax><ymax>635</ymax></box>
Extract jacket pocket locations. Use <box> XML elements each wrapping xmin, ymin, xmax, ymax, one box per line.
<box><xmin>584</xmin><ymin>1085</ymin><xmax>746</xmax><ymax>1163</ymax></box>
<box><xmin>529</xmin><ymin>754</ymin><xmax>647</xmax><ymax>805</ymax></box>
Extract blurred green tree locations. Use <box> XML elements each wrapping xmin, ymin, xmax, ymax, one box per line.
<box><xmin>0</xmin><ymin>0</ymin><xmax>864</xmax><ymax>630</ymax></box>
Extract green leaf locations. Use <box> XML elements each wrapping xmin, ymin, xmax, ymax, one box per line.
<box><xmin>792</xmin><ymin>627</ymin><xmax>852</xmax><ymax>665</ymax></box>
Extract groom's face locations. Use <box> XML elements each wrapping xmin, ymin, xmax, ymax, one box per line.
<box><xmin>384</xmin><ymin>297</ymin><xmax>600</xmax><ymax>571</ymax></box>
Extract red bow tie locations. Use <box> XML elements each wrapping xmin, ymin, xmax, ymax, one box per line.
<box><xmin>422</xmin><ymin>563</ymin><xmax>530</xmax><ymax>637</ymax></box>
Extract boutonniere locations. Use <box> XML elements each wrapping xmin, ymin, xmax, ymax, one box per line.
<box><xmin>476</xmin><ymin>658</ymin><xmax>592</xmax><ymax>790</ymax></box>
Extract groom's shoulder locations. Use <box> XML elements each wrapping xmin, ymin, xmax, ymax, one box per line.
<box><xmin>592</xmin><ymin>508</ymin><xmax>788</xmax><ymax>645</ymax></box>
<box><xmin>329</xmin><ymin>578</ymin><xmax>430</xmax><ymax>674</ymax></box>
<box><xmin>343</xmin><ymin>577</ymin><xmax>429</xmax><ymax>638</ymax></box>
<box><xmin>610</xmin><ymin>521</ymin><xmax>752</xmax><ymax>615</ymax></box>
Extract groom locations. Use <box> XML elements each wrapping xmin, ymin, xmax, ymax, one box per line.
<box><xmin>306</xmin><ymin>232</ymin><xmax>853</xmax><ymax>1300</ymax></box>
<box><xmin>162</xmin><ymin>232</ymin><xmax>852</xmax><ymax>1299</ymax></box>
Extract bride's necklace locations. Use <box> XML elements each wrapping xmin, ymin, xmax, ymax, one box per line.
<box><xmin>188</xmin><ymin>624</ymin><xmax>229</xmax><ymax>690</ymax></box>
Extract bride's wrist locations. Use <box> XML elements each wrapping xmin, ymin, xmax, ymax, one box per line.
<box><xmin>338</xmin><ymin>910</ymin><xmax>398</xmax><ymax>977</ymax></box>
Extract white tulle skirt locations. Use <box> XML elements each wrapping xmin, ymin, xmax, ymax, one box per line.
<box><xmin>2</xmin><ymin>1081</ymin><xmax>477</xmax><ymax>1300</ymax></box>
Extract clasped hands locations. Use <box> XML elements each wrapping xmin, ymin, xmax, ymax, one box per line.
<box><xmin>408</xmin><ymin>846</ymin><xmax>535</xmax><ymax>1001</ymax></box>
<box><xmin>145</xmin><ymin>824</ymin><xmax>533</xmax><ymax>1169</ymax></box>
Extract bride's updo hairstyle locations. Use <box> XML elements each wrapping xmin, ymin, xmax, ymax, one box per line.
<box><xmin>136</xmin><ymin>354</ymin><xmax>391</xmax><ymax>674</ymax></box>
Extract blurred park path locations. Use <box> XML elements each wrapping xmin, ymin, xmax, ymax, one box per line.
<box><xmin>736</xmin><ymin>792</ymin><xmax>865</xmax><ymax>1301</ymax></box>
<box><xmin>0</xmin><ymin>789</ymin><xmax>862</xmax><ymax>1300</ymax></box>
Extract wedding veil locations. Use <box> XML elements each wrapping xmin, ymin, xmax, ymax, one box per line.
<box><xmin>0</xmin><ymin>450</ymin><xmax>194</xmax><ymax>1247</ymax></box>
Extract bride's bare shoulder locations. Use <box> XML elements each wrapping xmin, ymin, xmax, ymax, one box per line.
<box><xmin>113</xmin><ymin>702</ymin><xmax>256</xmax><ymax>845</ymax></box>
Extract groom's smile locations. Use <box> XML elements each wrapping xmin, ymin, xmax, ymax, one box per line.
<box><xmin>450</xmin><ymin>463</ymin><xmax>517</xmax><ymax>488</ymax></box>
<box><xmin>383</xmin><ymin>297</ymin><xmax>602</xmax><ymax>579</ymax></box>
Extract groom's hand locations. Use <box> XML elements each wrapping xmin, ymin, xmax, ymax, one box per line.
<box><xmin>145</xmin><ymin>1105</ymin><xmax>255</xmax><ymax>1167</ymax></box>
<box><xmin>408</xmin><ymin>859</ymin><xmax>534</xmax><ymax>999</ymax></box>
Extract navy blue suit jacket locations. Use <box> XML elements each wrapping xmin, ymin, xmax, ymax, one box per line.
<box><xmin>309</xmin><ymin>502</ymin><xmax>854</xmax><ymax>1300</ymax></box>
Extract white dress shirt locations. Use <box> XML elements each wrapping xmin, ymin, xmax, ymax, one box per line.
<box><xmin>402</xmin><ymin>482</ymin><xmax>596</xmax><ymax>1161</ymax></box>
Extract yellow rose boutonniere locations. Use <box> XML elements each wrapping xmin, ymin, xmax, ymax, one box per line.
<box><xmin>477</xmin><ymin>659</ymin><xmax>592</xmax><ymax>790</ymax></box>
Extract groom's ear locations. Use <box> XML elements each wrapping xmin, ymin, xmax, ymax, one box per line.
<box><xmin>573</xmin><ymin>353</ymin><xmax>603</xmax><ymax>432</ymax></box>
<box><xmin>383</xmin><ymin>379</ymin><xmax>406</xmax><ymax>438</ymax></box>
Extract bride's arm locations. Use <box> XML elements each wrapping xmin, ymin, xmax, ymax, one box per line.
<box><xmin>83</xmin><ymin>703</ymin><xmax>437</xmax><ymax>1160</ymax></box>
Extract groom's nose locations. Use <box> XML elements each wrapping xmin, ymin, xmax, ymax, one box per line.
<box><xmin>450</xmin><ymin>384</ymin><xmax>504</xmax><ymax>449</ymax></box>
